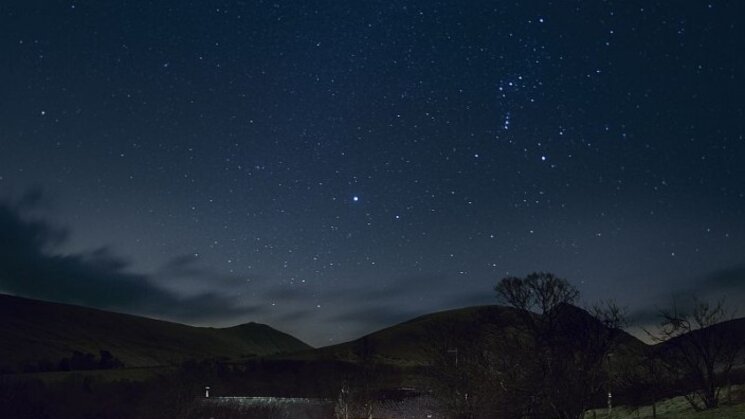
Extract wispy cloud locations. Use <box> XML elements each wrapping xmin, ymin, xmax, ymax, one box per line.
<box><xmin>628</xmin><ymin>265</ymin><xmax>745</xmax><ymax>324</ymax></box>
<box><xmin>0</xmin><ymin>194</ymin><xmax>263</xmax><ymax>323</ymax></box>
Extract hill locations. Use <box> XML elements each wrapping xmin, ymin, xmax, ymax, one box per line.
<box><xmin>316</xmin><ymin>305</ymin><xmax>515</xmax><ymax>365</ymax></box>
<box><xmin>653</xmin><ymin>316</ymin><xmax>745</xmax><ymax>367</ymax></box>
<box><xmin>296</xmin><ymin>303</ymin><xmax>647</xmax><ymax>366</ymax></box>
<box><xmin>0</xmin><ymin>293</ymin><xmax>310</xmax><ymax>372</ymax></box>
<box><xmin>586</xmin><ymin>385</ymin><xmax>745</xmax><ymax>419</ymax></box>
<box><xmin>657</xmin><ymin>317</ymin><xmax>745</xmax><ymax>349</ymax></box>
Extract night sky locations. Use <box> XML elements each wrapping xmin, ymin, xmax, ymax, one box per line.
<box><xmin>1</xmin><ymin>1</ymin><xmax>744</xmax><ymax>346</ymax></box>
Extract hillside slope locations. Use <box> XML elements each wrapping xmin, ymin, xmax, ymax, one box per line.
<box><xmin>654</xmin><ymin>317</ymin><xmax>745</xmax><ymax>366</ymax></box>
<box><xmin>0</xmin><ymin>294</ymin><xmax>310</xmax><ymax>371</ymax></box>
<box><xmin>297</xmin><ymin>304</ymin><xmax>648</xmax><ymax>366</ymax></box>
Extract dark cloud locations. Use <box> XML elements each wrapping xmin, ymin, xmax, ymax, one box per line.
<box><xmin>255</xmin><ymin>276</ymin><xmax>450</xmax><ymax>341</ymax></box>
<box><xmin>263</xmin><ymin>286</ymin><xmax>313</xmax><ymax>301</ymax></box>
<box><xmin>324</xmin><ymin>274</ymin><xmax>452</xmax><ymax>302</ymax></box>
<box><xmin>441</xmin><ymin>289</ymin><xmax>497</xmax><ymax>308</ymax></box>
<box><xmin>263</xmin><ymin>274</ymin><xmax>496</xmax><ymax>340</ymax></box>
<box><xmin>0</xmin><ymin>200</ymin><xmax>262</xmax><ymax>322</ymax></box>
<box><xmin>16</xmin><ymin>186</ymin><xmax>50</xmax><ymax>210</ymax></box>
<box><xmin>276</xmin><ymin>308</ymin><xmax>316</xmax><ymax>323</ymax></box>
<box><xmin>162</xmin><ymin>254</ymin><xmax>203</xmax><ymax>274</ymax></box>
<box><xmin>628</xmin><ymin>297</ymin><xmax>724</xmax><ymax>326</ymax></box>
<box><xmin>628</xmin><ymin>265</ymin><xmax>745</xmax><ymax>324</ymax></box>
<box><xmin>357</xmin><ymin>281</ymin><xmax>431</xmax><ymax>302</ymax></box>
<box><xmin>330</xmin><ymin>305</ymin><xmax>426</xmax><ymax>330</ymax></box>
<box><xmin>260</xmin><ymin>274</ymin><xmax>451</xmax><ymax>308</ymax></box>
<box><xmin>693</xmin><ymin>265</ymin><xmax>745</xmax><ymax>296</ymax></box>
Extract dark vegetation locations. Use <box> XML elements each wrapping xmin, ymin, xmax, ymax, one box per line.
<box><xmin>1</xmin><ymin>275</ymin><xmax>744</xmax><ymax>419</ymax></box>
<box><xmin>16</xmin><ymin>349</ymin><xmax>124</xmax><ymax>374</ymax></box>
<box><xmin>651</xmin><ymin>300</ymin><xmax>741</xmax><ymax>410</ymax></box>
<box><xmin>421</xmin><ymin>273</ymin><xmax>629</xmax><ymax>419</ymax></box>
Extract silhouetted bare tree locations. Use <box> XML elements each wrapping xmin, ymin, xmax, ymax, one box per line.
<box><xmin>613</xmin><ymin>344</ymin><xmax>671</xmax><ymax>419</ymax></box>
<box><xmin>495</xmin><ymin>272</ymin><xmax>626</xmax><ymax>419</ymax></box>
<box><xmin>647</xmin><ymin>298</ymin><xmax>741</xmax><ymax>410</ymax></box>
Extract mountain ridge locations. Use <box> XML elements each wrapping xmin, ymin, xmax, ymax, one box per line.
<box><xmin>297</xmin><ymin>303</ymin><xmax>650</xmax><ymax>366</ymax></box>
<box><xmin>3</xmin><ymin>292</ymin><xmax>742</xmax><ymax>375</ymax></box>
<box><xmin>0</xmin><ymin>293</ymin><xmax>310</xmax><ymax>372</ymax></box>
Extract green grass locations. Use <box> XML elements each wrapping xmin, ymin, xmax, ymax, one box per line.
<box><xmin>586</xmin><ymin>386</ymin><xmax>745</xmax><ymax>419</ymax></box>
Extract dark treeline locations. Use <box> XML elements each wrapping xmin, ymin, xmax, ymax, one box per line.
<box><xmin>419</xmin><ymin>273</ymin><xmax>745</xmax><ymax>419</ymax></box>
<box><xmin>2</xmin><ymin>350</ymin><xmax>125</xmax><ymax>374</ymax></box>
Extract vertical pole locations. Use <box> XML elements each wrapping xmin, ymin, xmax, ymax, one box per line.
<box><xmin>607</xmin><ymin>352</ymin><xmax>613</xmax><ymax>418</ymax></box>
<box><xmin>205</xmin><ymin>385</ymin><xmax>210</xmax><ymax>398</ymax></box>
<box><xmin>447</xmin><ymin>348</ymin><xmax>459</xmax><ymax>411</ymax></box>
<box><xmin>607</xmin><ymin>391</ymin><xmax>612</xmax><ymax>418</ymax></box>
<box><xmin>447</xmin><ymin>348</ymin><xmax>458</xmax><ymax>368</ymax></box>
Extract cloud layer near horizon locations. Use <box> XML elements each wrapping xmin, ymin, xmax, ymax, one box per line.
<box><xmin>0</xmin><ymin>197</ymin><xmax>261</xmax><ymax>322</ymax></box>
<box><xmin>626</xmin><ymin>265</ymin><xmax>745</xmax><ymax>324</ymax></box>
<box><xmin>0</xmin><ymin>192</ymin><xmax>500</xmax><ymax>343</ymax></box>
<box><xmin>1</xmin><ymin>191</ymin><xmax>742</xmax><ymax>345</ymax></box>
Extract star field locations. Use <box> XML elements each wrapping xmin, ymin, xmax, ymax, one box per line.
<box><xmin>0</xmin><ymin>1</ymin><xmax>744</xmax><ymax>345</ymax></box>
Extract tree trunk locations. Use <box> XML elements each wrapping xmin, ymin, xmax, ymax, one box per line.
<box><xmin>703</xmin><ymin>377</ymin><xmax>718</xmax><ymax>409</ymax></box>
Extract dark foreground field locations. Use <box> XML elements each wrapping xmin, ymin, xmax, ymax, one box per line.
<box><xmin>3</xmin><ymin>360</ymin><xmax>745</xmax><ymax>419</ymax></box>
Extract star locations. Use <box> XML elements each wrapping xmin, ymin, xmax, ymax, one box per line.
<box><xmin>1</xmin><ymin>0</ymin><xmax>742</xmax><ymax>348</ymax></box>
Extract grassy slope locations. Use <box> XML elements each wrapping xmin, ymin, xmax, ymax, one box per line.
<box><xmin>0</xmin><ymin>294</ymin><xmax>310</xmax><ymax>369</ymax></box>
<box><xmin>587</xmin><ymin>386</ymin><xmax>745</xmax><ymax>419</ymax></box>
<box><xmin>284</xmin><ymin>305</ymin><xmax>508</xmax><ymax>365</ymax></box>
<box><xmin>293</xmin><ymin>304</ymin><xmax>647</xmax><ymax>367</ymax></box>
<box><xmin>655</xmin><ymin>318</ymin><xmax>745</xmax><ymax>364</ymax></box>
